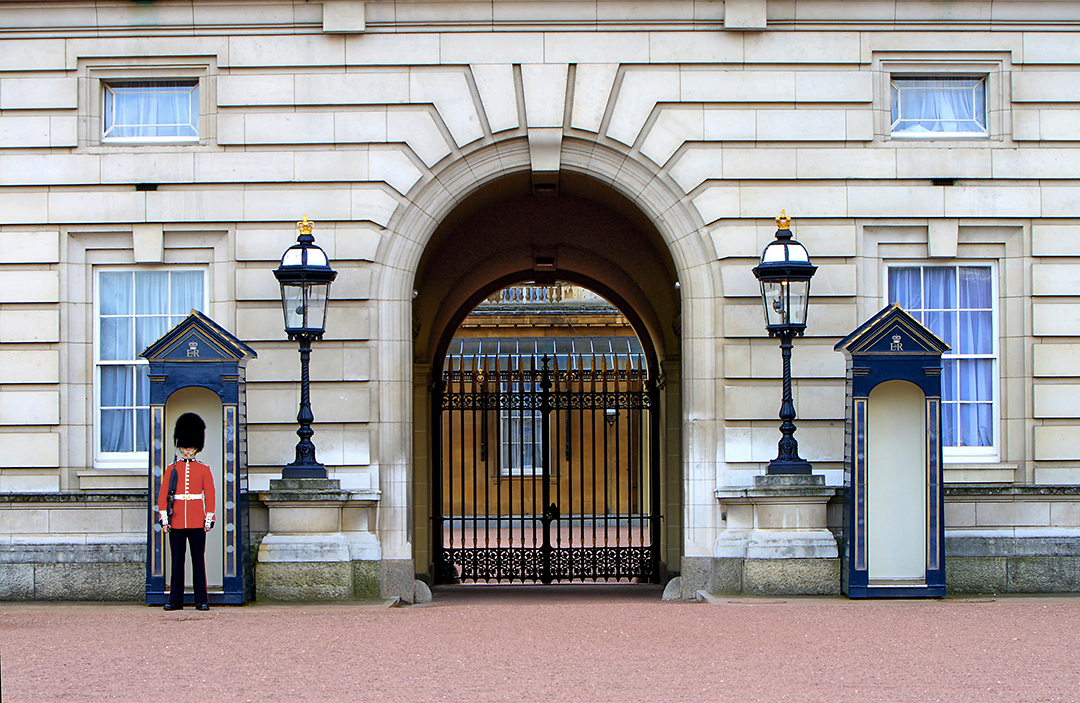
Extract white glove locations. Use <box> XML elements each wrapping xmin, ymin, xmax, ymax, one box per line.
<box><xmin>205</xmin><ymin>514</ymin><xmax>215</xmax><ymax>531</ymax></box>
<box><xmin>159</xmin><ymin>511</ymin><xmax>170</xmax><ymax>532</ymax></box>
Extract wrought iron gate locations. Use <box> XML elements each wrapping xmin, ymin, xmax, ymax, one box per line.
<box><xmin>434</xmin><ymin>353</ymin><xmax>660</xmax><ymax>584</ymax></box>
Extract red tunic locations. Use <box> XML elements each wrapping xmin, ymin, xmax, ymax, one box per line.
<box><xmin>157</xmin><ymin>459</ymin><xmax>216</xmax><ymax>529</ymax></box>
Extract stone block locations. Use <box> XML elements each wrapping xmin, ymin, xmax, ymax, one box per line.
<box><xmin>471</xmin><ymin>63</ymin><xmax>518</xmax><ymax>134</ymax></box>
<box><xmin>545</xmin><ymin>31</ymin><xmax>650</xmax><ymax>64</ymax></box>
<box><xmin>1038</xmin><ymin>110</ymin><xmax>1080</xmax><ymax>141</ymax></box>
<box><xmin>740</xmin><ymin>184</ymin><xmax>849</xmax><ymax>219</ymax></box>
<box><xmin>709</xmin><ymin>557</ymin><xmax>745</xmax><ymax>595</ymax></box>
<box><xmin>678</xmin><ymin>555</ymin><xmax>713</xmax><ymax>599</ymax></box>
<box><xmin>0</xmin><ymin>563</ymin><xmax>34</xmax><ymax>599</ymax></box>
<box><xmin>0</xmin><ymin>390</ymin><xmax>59</xmax><ymax>425</ymax></box>
<box><xmin>1034</xmin><ymin>385</ymin><xmax>1080</xmax><ymax>419</ymax></box>
<box><xmin>0</xmin><ymin>270</ymin><xmax>58</xmax><ymax>304</ymax></box>
<box><xmin>48</xmin><ymin>190</ymin><xmax>145</xmax><ymax>224</ymax></box>
<box><xmin>945</xmin><ymin>557</ymin><xmax>1007</xmax><ymax>594</ymax></box>
<box><xmin>683</xmin><ymin>70</ymin><xmax>794</xmax><ymax>103</ymax></box>
<box><xmin>796</xmin><ymin>148</ymin><xmax>895</xmax><ymax>179</ymax></box>
<box><xmin>0</xmin><ymin>350</ymin><xmax>57</xmax><ymax>384</ymax></box>
<box><xmin>607</xmin><ymin>68</ymin><xmax>680</xmax><ymax>147</ymax></box>
<box><xmin>848</xmin><ymin>185</ymin><xmax>944</xmax><ymax>218</ymax></box>
<box><xmin>945</xmin><ymin>185</ymin><xmax>1040</xmax><ymax>219</ymax></box>
<box><xmin>704</xmin><ymin>108</ymin><xmax>757</xmax><ymax>141</ymax></box>
<box><xmin>896</xmin><ymin>148</ymin><xmax>992</xmax><ymax>180</ymax></box>
<box><xmin>649</xmin><ymin>32</ymin><xmax>742</xmax><ymax>63</ymax></box>
<box><xmin>1033</xmin><ymin>303</ymin><xmax>1080</xmax><ymax>337</ymax></box>
<box><xmin>1034</xmin><ymin>225</ymin><xmax>1080</xmax><ymax>256</ymax></box>
<box><xmin>146</xmin><ymin>189</ymin><xmax>245</xmax><ymax>224</ymax></box>
<box><xmin>0</xmin><ymin>77</ymin><xmax>77</xmax><ymax>110</ymax></box>
<box><xmin>521</xmin><ymin>64</ymin><xmax>568</xmax><ymax>129</ymax></box>
<box><xmin>1035</xmin><ymin>425</ymin><xmax>1080</xmax><ymax>461</ymax></box>
<box><xmin>353</xmin><ymin>560</ymin><xmax>381</xmax><ymax>599</ymax></box>
<box><xmin>256</xmin><ymin>561</ymin><xmax>352</xmax><ymax>601</ymax></box>
<box><xmin>640</xmin><ymin>108</ymin><xmax>702</xmax><ymax>167</ymax></box>
<box><xmin>744</xmin><ymin>31</ymin><xmax>861</xmax><ymax>65</ymax></box>
<box><xmin>0</xmin><ymin>39</ymin><xmax>65</xmax><ymax>71</ymax></box>
<box><xmin>795</xmin><ymin>70</ymin><xmax>873</xmax><ymax>103</ymax></box>
<box><xmin>383</xmin><ymin>109</ymin><xmax>449</xmax><ymax>167</ymax></box>
<box><xmin>195</xmin><ymin>152</ymin><xmax>295</xmax><ymax>183</ymax></box>
<box><xmin>0</xmin><ymin>115</ymin><xmax>51</xmax><ymax>147</ymax></box>
<box><xmin>724</xmin><ymin>0</ymin><xmax>767</xmax><ymax>29</ymax></box>
<box><xmin>346</xmin><ymin>33</ymin><xmax>442</xmax><ymax>66</ymax></box>
<box><xmin>0</xmin><ymin>230</ymin><xmax>59</xmax><ymax>264</ymax></box>
<box><xmin>381</xmin><ymin>558</ymin><xmax>415</xmax><ymax>601</ymax></box>
<box><xmin>322</xmin><ymin>0</ymin><xmax>366</xmax><ymax>33</ymax></box>
<box><xmin>228</xmin><ymin>34</ymin><xmax>345</xmax><ymax>68</ymax></box>
<box><xmin>0</xmin><ymin>310</ymin><xmax>60</xmax><ymax>343</ymax></box>
<box><xmin>1032</xmin><ymin>265</ymin><xmax>1080</xmax><ymax>297</ymax></box>
<box><xmin>34</xmin><ymin>562</ymin><xmax>143</xmax><ymax>601</ymax></box>
<box><xmin>723</xmin><ymin>147</ymin><xmax>795</xmax><ymax>180</ymax></box>
<box><xmin>1006</xmin><ymin>556</ymin><xmax>1080</xmax><ymax>593</ymax></box>
<box><xmin>757</xmin><ymin>109</ymin><xmax>848</xmax><ymax>142</ymax></box>
<box><xmin>0</xmin><ymin>433</ymin><xmax>59</xmax><ymax>468</ymax></box>
<box><xmin>743</xmin><ymin>558</ymin><xmax>840</xmax><ymax>595</ymax></box>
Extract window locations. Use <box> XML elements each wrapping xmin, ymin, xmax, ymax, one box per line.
<box><xmin>102</xmin><ymin>80</ymin><xmax>199</xmax><ymax>142</ymax></box>
<box><xmin>890</xmin><ymin>76</ymin><xmax>987</xmax><ymax>137</ymax></box>
<box><xmin>96</xmin><ymin>270</ymin><xmax>204</xmax><ymax>463</ymax></box>
<box><xmin>500</xmin><ymin>381</ymin><xmax>542</xmax><ymax>477</ymax></box>
<box><xmin>888</xmin><ymin>265</ymin><xmax>996</xmax><ymax>457</ymax></box>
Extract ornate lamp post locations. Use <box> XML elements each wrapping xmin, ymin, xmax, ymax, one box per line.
<box><xmin>273</xmin><ymin>217</ymin><xmax>338</xmax><ymax>479</ymax></box>
<box><xmin>752</xmin><ymin>211</ymin><xmax>817</xmax><ymax>475</ymax></box>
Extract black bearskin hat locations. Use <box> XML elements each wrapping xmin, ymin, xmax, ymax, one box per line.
<box><xmin>173</xmin><ymin>412</ymin><xmax>206</xmax><ymax>451</ymax></box>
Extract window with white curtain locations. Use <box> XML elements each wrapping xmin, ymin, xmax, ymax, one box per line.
<box><xmin>96</xmin><ymin>270</ymin><xmax>204</xmax><ymax>464</ymax></box>
<box><xmin>888</xmin><ymin>264</ymin><xmax>997</xmax><ymax>458</ymax></box>
<box><xmin>102</xmin><ymin>80</ymin><xmax>200</xmax><ymax>142</ymax></box>
<box><xmin>501</xmin><ymin>380</ymin><xmax>542</xmax><ymax>477</ymax></box>
<box><xmin>890</xmin><ymin>76</ymin><xmax>987</xmax><ymax>136</ymax></box>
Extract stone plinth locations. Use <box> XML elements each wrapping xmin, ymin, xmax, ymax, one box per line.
<box><xmin>711</xmin><ymin>474</ymin><xmax>840</xmax><ymax>596</ymax></box>
<box><xmin>256</xmin><ymin>478</ymin><xmax>383</xmax><ymax>601</ymax></box>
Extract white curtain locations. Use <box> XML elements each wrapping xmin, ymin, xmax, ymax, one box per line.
<box><xmin>891</xmin><ymin>78</ymin><xmax>985</xmax><ymax>134</ymax></box>
<box><xmin>889</xmin><ymin>266</ymin><xmax>993</xmax><ymax>448</ymax></box>
<box><xmin>105</xmin><ymin>83</ymin><xmax>198</xmax><ymax>139</ymax></box>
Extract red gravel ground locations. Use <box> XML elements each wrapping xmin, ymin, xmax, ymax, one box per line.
<box><xmin>1</xmin><ymin>585</ymin><xmax>1079</xmax><ymax>702</ymax></box>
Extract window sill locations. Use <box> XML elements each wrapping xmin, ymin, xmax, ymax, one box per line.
<box><xmin>78</xmin><ymin>469</ymin><xmax>147</xmax><ymax>491</ymax></box>
<box><xmin>943</xmin><ymin>464</ymin><xmax>1016</xmax><ymax>484</ymax></box>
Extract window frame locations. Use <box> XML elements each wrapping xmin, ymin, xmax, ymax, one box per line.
<box><xmin>873</xmin><ymin>55</ymin><xmax>1011</xmax><ymax>144</ymax></box>
<box><xmin>884</xmin><ymin>260</ymin><xmax>1000</xmax><ymax>463</ymax></box>
<box><xmin>101</xmin><ymin>79</ymin><xmax>201</xmax><ymax>144</ymax></box>
<box><xmin>889</xmin><ymin>75</ymin><xmax>988</xmax><ymax>139</ymax></box>
<box><xmin>93</xmin><ymin>266</ymin><xmax>207</xmax><ymax>469</ymax></box>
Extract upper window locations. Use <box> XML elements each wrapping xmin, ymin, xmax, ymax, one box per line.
<box><xmin>96</xmin><ymin>269</ymin><xmax>204</xmax><ymax>465</ymax></box>
<box><xmin>888</xmin><ymin>265</ymin><xmax>997</xmax><ymax>459</ymax></box>
<box><xmin>890</xmin><ymin>76</ymin><xmax>987</xmax><ymax>137</ymax></box>
<box><xmin>102</xmin><ymin>80</ymin><xmax>200</xmax><ymax>143</ymax></box>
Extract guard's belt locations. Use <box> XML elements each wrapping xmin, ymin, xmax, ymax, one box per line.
<box><xmin>174</xmin><ymin>493</ymin><xmax>204</xmax><ymax>501</ymax></box>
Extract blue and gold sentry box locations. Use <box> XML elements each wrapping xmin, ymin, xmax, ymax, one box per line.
<box><xmin>141</xmin><ymin>311</ymin><xmax>257</xmax><ymax>606</ymax></box>
<box><xmin>835</xmin><ymin>304</ymin><xmax>949</xmax><ymax>599</ymax></box>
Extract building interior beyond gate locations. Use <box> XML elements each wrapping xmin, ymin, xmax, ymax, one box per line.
<box><xmin>410</xmin><ymin>172</ymin><xmax>684</xmax><ymax>584</ymax></box>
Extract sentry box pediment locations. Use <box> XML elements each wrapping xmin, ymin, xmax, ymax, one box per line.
<box><xmin>834</xmin><ymin>304</ymin><xmax>948</xmax><ymax>599</ymax></box>
<box><xmin>140</xmin><ymin>311</ymin><xmax>257</xmax><ymax>606</ymax></box>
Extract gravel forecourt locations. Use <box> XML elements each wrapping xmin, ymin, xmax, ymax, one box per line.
<box><xmin>1</xmin><ymin>585</ymin><xmax>1078</xmax><ymax>702</ymax></box>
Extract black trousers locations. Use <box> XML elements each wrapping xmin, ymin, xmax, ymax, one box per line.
<box><xmin>168</xmin><ymin>528</ymin><xmax>208</xmax><ymax>606</ymax></box>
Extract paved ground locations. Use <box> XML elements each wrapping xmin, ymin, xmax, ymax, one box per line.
<box><xmin>2</xmin><ymin>585</ymin><xmax>1079</xmax><ymax>702</ymax></box>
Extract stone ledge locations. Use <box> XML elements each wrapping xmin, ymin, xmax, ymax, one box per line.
<box><xmin>0</xmin><ymin>491</ymin><xmax>145</xmax><ymax>505</ymax></box>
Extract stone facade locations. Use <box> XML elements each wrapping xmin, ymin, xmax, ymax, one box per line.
<box><xmin>1</xmin><ymin>0</ymin><xmax>1080</xmax><ymax>601</ymax></box>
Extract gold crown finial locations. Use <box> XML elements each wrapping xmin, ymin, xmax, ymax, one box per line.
<box><xmin>776</xmin><ymin>210</ymin><xmax>791</xmax><ymax>230</ymax></box>
<box><xmin>297</xmin><ymin>216</ymin><xmax>314</xmax><ymax>235</ymax></box>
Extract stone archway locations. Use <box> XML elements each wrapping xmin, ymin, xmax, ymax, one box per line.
<box><xmin>373</xmin><ymin>137</ymin><xmax>720</xmax><ymax>593</ymax></box>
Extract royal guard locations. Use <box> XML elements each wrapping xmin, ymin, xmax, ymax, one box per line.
<box><xmin>157</xmin><ymin>412</ymin><xmax>216</xmax><ymax>611</ymax></box>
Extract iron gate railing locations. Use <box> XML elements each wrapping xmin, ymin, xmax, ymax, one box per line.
<box><xmin>434</xmin><ymin>353</ymin><xmax>661</xmax><ymax>584</ymax></box>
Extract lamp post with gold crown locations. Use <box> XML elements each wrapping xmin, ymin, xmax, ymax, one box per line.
<box><xmin>273</xmin><ymin>217</ymin><xmax>338</xmax><ymax>479</ymax></box>
<box><xmin>752</xmin><ymin>211</ymin><xmax>818</xmax><ymax>474</ymax></box>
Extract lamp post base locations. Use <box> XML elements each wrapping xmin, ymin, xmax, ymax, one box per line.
<box><xmin>766</xmin><ymin>459</ymin><xmax>813</xmax><ymax>475</ymax></box>
<box><xmin>281</xmin><ymin>463</ymin><xmax>328</xmax><ymax>479</ymax></box>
